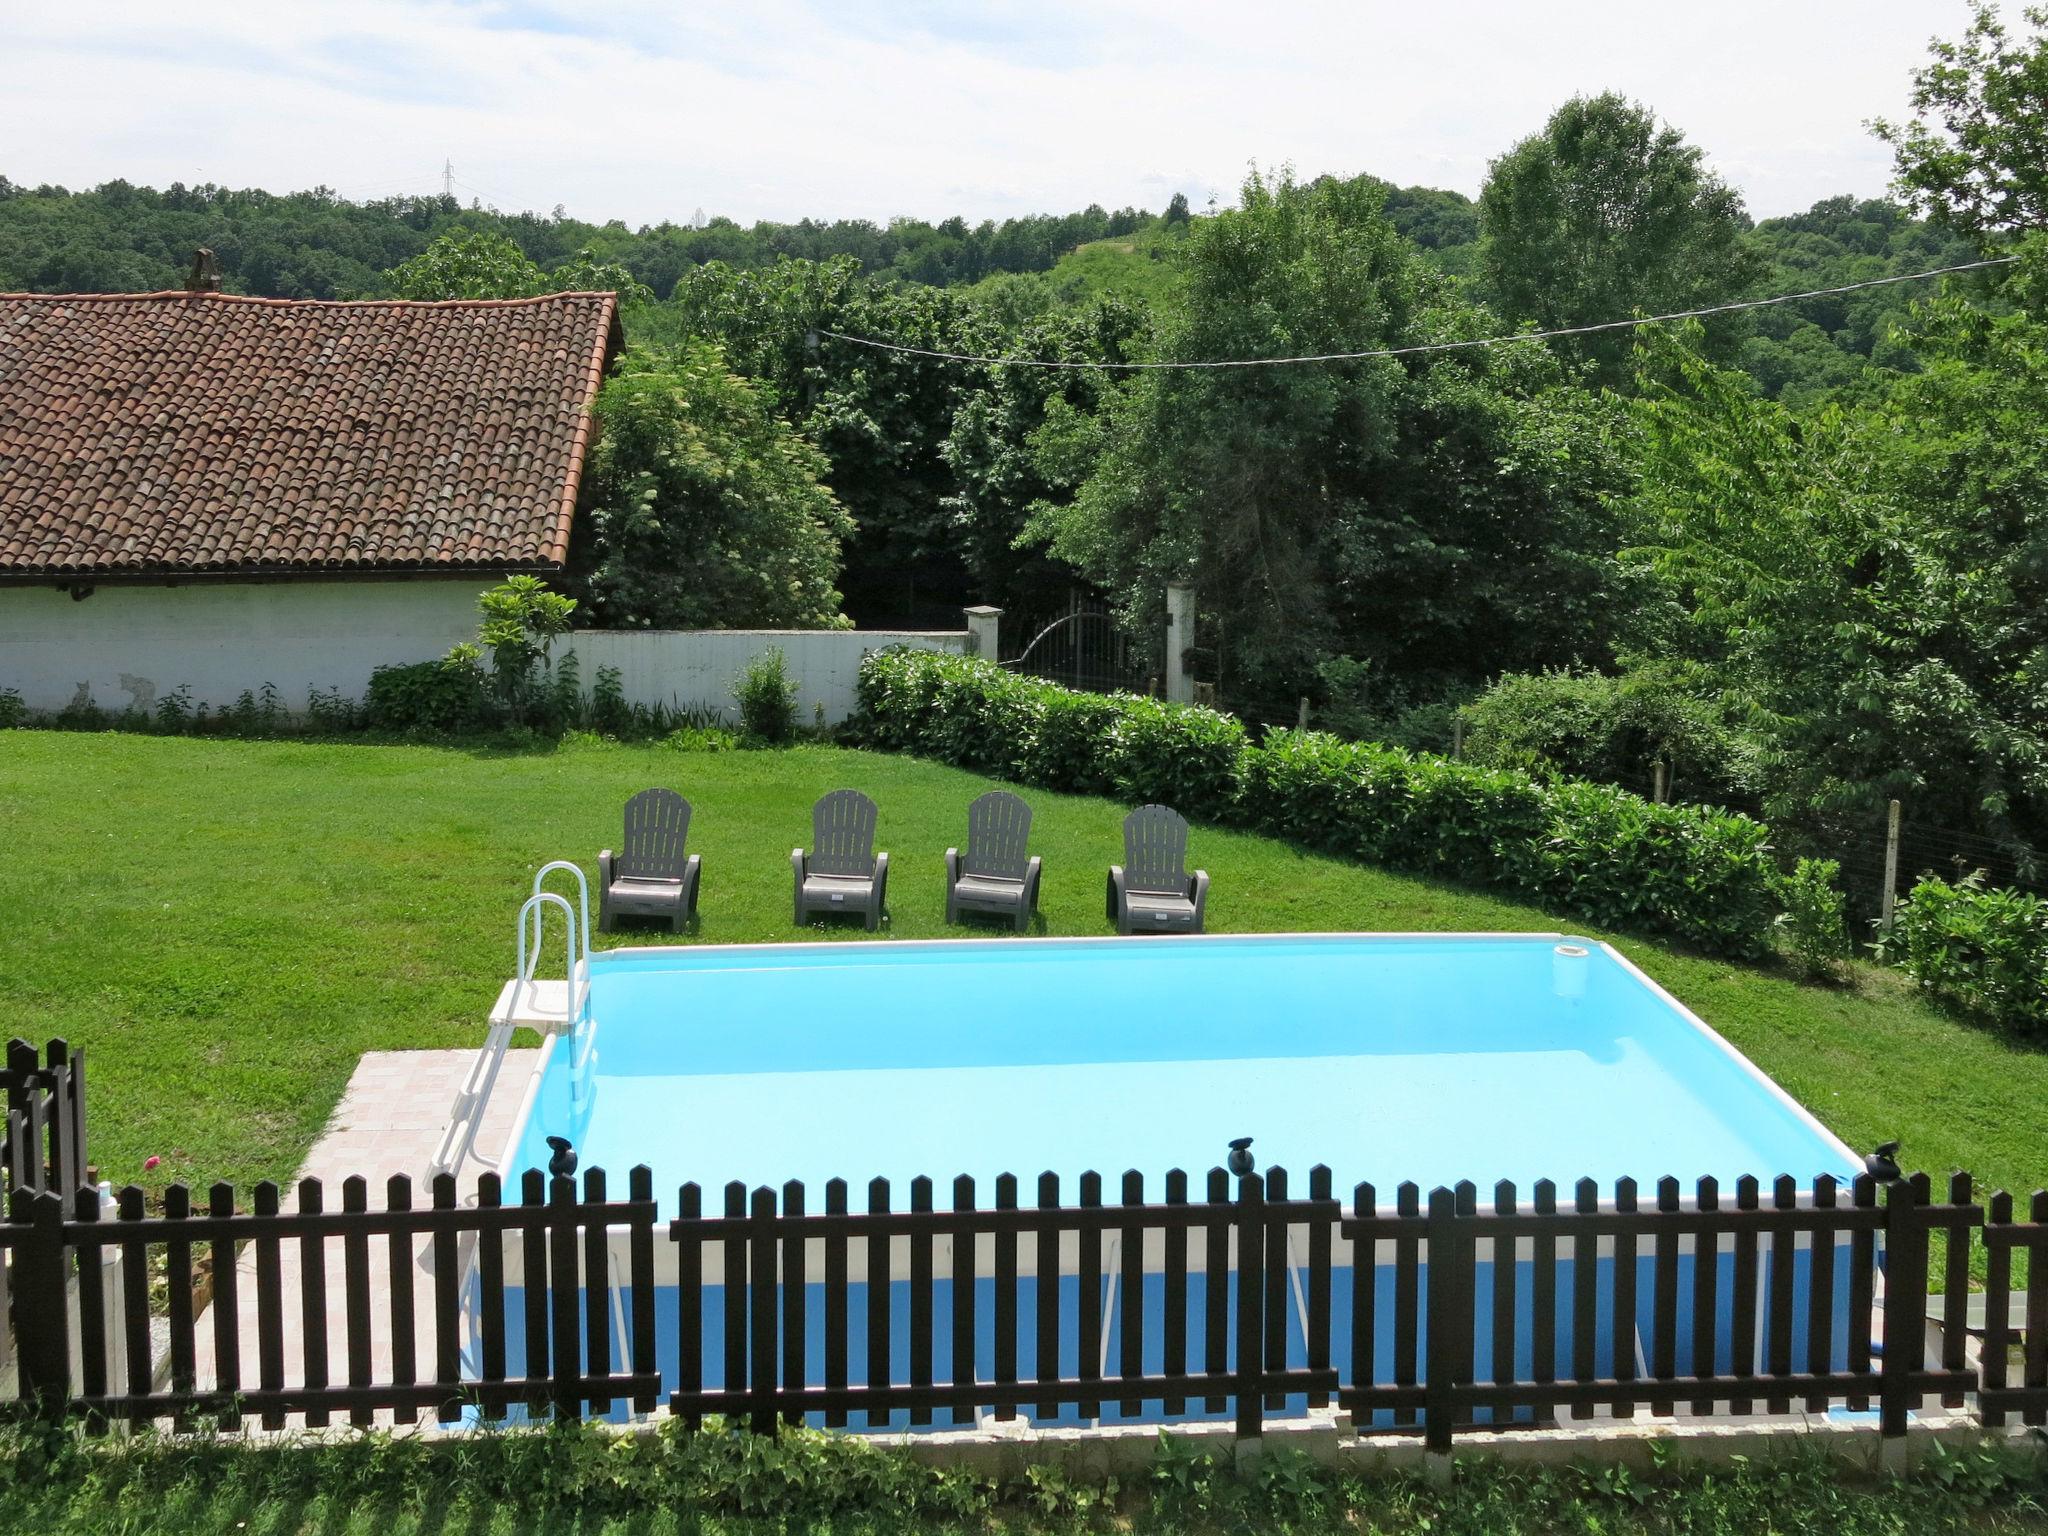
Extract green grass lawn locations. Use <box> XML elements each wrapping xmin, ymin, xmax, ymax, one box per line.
<box><xmin>2</xmin><ymin>730</ymin><xmax>2043</xmax><ymax>1220</ymax></box>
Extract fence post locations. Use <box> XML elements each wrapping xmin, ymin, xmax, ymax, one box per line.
<box><xmin>1423</xmin><ymin>1186</ymin><xmax>1460</xmax><ymax>1455</ymax></box>
<box><xmin>1166</xmin><ymin>583</ymin><xmax>1195</xmax><ymax>704</ymax></box>
<box><xmin>14</xmin><ymin>1188</ymin><xmax>71</xmax><ymax>1415</ymax></box>
<box><xmin>962</xmin><ymin>605</ymin><xmax>1002</xmax><ymax>660</ymax></box>
<box><xmin>1878</xmin><ymin>1177</ymin><xmax>1926</xmax><ymax>1451</ymax></box>
<box><xmin>1652</xmin><ymin>759</ymin><xmax>1668</xmax><ymax>804</ymax></box>
<box><xmin>1297</xmin><ymin>697</ymin><xmax>1310</xmax><ymax>731</ymax></box>
<box><xmin>1233</xmin><ymin>1169</ymin><xmax>1266</xmax><ymax>1447</ymax></box>
<box><xmin>1881</xmin><ymin>800</ymin><xmax>1903</xmax><ymax>929</ymax></box>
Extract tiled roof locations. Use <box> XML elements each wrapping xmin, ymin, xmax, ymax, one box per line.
<box><xmin>0</xmin><ymin>290</ymin><xmax>620</xmax><ymax>579</ymax></box>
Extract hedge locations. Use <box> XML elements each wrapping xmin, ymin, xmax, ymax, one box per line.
<box><xmin>1878</xmin><ymin>873</ymin><xmax>2048</xmax><ymax>1035</ymax></box>
<box><xmin>853</xmin><ymin>649</ymin><xmax>1781</xmax><ymax>959</ymax></box>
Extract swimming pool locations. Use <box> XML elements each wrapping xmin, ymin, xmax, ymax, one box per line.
<box><xmin>508</xmin><ymin>933</ymin><xmax>1855</xmax><ymax>1204</ymax></box>
<box><xmin>478</xmin><ymin>933</ymin><xmax>1865</xmax><ymax>1432</ymax></box>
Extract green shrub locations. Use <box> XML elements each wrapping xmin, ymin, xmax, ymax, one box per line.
<box><xmin>1776</xmin><ymin>857</ymin><xmax>1851</xmax><ymax>977</ymax></box>
<box><xmin>854</xmin><ymin>649</ymin><xmax>1783</xmax><ymax>958</ymax></box>
<box><xmin>734</xmin><ymin>647</ymin><xmax>799</xmax><ymax>744</ymax></box>
<box><xmin>1460</xmin><ymin>664</ymin><xmax>1759</xmax><ymax>803</ymax></box>
<box><xmin>363</xmin><ymin>660</ymin><xmax>492</xmax><ymax>734</ymax></box>
<box><xmin>1878</xmin><ymin>872</ymin><xmax>2048</xmax><ymax>1033</ymax></box>
<box><xmin>1102</xmin><ymin>695</ymin><xmax>1247</xmax><ymax>806</ymax></box>
<box><xmin>0</xmin><ymin>688</ymin><xmax>22</xmax><ymax>729</ymax></box>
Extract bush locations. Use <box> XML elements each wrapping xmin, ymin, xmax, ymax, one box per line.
<box><xmin>854</xmin><ymin>649</ymin><xmax>1783</xmax><ymax>958</ymax></box>
<box><xmin>1776</xmin><ymin>857</ymin><xmax>1851</xmax><ymax>977</ymax></box>
<box><xmin>1460</xmin><ymin>665</ymin><xmax>1758</xmax><ymax>803</ymax></box>
<box><xmin>0</xmin><ymin>688</ymin><xmax>21</xmax><ymax>729</ymax></box>
<box><xmin>734</xmin><ymin>647</ymin><xmax>799</xmax><ymax>744</ymax></box>
<box><xmin>364</xmin><ymin>659</ymin><xmax>493</xmax><ymax>734</ymax></box>
<box><xmin>1878</xmin><ymin>872</ymin><xmax>2048</xmax><ymax>1033</ymax></box>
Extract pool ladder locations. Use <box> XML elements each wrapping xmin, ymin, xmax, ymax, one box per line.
<box><xmin>431</xmin><ymin>862</ymin><xmax>596</xmax><ymax>1183</ymax></box>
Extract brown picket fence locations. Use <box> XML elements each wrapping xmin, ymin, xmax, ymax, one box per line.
<box><xmin>6</xmin><ymin>1156</ymin><xmax>2044</xmax><ymax>1444</ymax></box>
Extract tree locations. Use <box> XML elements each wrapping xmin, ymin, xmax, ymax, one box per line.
<box><xmin>572</xmin><ymin>342</ymin><xmax>853</xmax><ymax>630</ymax></box>
<box><xmin>1163</xmin><ymin>192</ymin><xmax>1191</xmax><ymax>226</ymax></box>
<box><xmin>1873</xmin><ymin>1</ymin><xmax>2048</xmax><ymax>239</ymax></box>
<box><xmin>384</xmin><ymin>230</ymin><xmax>647</xmax><ymax>301</ymax></box>
<box><xmin>1027</xmin><ymin>169</ymin><xmax>1632</xmax><ymax>718</ymax></box>
<box><xmin>1626</xmin><ymin>285</ymin><xmax>2048</xmax><ymax>846</ymax></box>
<box><xmin>1478</xmin><ymin>93</ymin><xmax>1763</xmax><ymax>388</ymax></box>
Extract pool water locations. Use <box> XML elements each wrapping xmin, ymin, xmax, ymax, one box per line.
<box><xmin>509</xmin><ymin>934</ymin><xmax>1856</xmax><ymax>1203</ymax></box>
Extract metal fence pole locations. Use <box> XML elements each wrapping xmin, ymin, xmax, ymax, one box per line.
<box><xmin>1881</xmin><ymin>800</ymin><xmax>1903</xmax><ymax>929</ymax></box>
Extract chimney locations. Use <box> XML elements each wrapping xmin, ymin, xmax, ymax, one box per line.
<box><xmin>184</xmin><ymin>248</ymin><xmax>222</xmax><ymax>293</ymax></box>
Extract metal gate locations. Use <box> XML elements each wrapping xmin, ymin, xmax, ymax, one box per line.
<box><xmin>1001</xmin><ymin>595</ymin><xmax>1151</xmax><ymax>695</ymax></box>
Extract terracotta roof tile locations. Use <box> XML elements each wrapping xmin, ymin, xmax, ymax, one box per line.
<box><xmin>0</xmin><ymin>290</ymin><xmax>619</xmax><ymax>578</ymax></box>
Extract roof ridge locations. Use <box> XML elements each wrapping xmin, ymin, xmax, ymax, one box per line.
<box><xmin>0</xmin><ymin>289</ymin><xmax>619</xmax><ymax>308</ymax></box>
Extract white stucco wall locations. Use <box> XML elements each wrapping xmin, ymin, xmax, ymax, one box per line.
<box><xmin>0</xmin><ymin>579</ymin><xmax>494</xmax><ymax>716</ymax></box>
<box><xmin>564</xmin><ymin>628</ymin><xmax>971</xmax><ymax>726</ymax></box>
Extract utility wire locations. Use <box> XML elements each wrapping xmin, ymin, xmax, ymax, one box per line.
<box><xmin>818</xmin><ymin>255</ymin><xmax>2020</xmax><ymax>371</ymax></box>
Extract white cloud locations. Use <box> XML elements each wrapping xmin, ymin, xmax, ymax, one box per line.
<box><xmin>0</xmin><ymin>0</ymin><xmax>1971</xmax><ymax>225</ymax></box>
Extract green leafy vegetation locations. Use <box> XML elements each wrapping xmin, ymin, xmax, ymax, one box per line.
<box><xmin>732</xmin><ymin>647</ymin><xmax>799</xmax><ymax>745</ymax></box>
<box><xmin>1880</xmin><ymin>872</ymin><xmax>2048</xmax><ymax>1034</ymax></box>
<box><xmin>858</xmin><ymin>650</ymin><xmax>1779</xmax><ymax>960</ymax></box>
<box><xmin>0</xmin><ymin>1419</ymin><xmax>2042</xmax><ymax>1535</ymax></box>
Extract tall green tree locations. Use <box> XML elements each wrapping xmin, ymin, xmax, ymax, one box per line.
<box><xmin>1028</xmin><ymin>169</ymin><xmax>1632</xmax><ymax>718</ymax></box>
<box><xmin>384</xmin><ymin>230</ymin><xmax>646</xmax><ymax>301</ymax></box>
<box><xmin>1873</xmin><ymin>1</ymin><xmax>2048</xmax><ymax>240</ymax></box>
<box><xmin>572</xmin><ymin>343</ymin><xmax>852</xmax><ymax>630</ymax></box>
<box><xmin>1628</xmin><ymin>273</ymin><xmax>2048</xmax><ymax>845</ymax></box>
<box><xmin>1478</xmin><ymin>93</ymin><xmax>1763</xmax><ymax>389</ymax></box>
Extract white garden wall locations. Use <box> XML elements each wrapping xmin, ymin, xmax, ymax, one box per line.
<box><xmin>563</xmin><ymin>628</ymin><xmax>971</xmax><ymax>726</ymax></box>
<box><xmin>0</xmin><ymin>578</ymin><xmax>496</xmax><ymax>716</ymax></box>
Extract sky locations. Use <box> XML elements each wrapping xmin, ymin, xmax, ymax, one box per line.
<box><xmin>2</xmin><ymin>0</ymin><xmax>1973</xmax><ymax>228</ymax></box>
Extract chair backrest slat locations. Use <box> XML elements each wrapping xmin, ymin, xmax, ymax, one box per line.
<box><xmin>963</xmin><ymin>791</ymin><xmax>1032</xmax><ymax>880</ymax></box>
<box><xmin>618</xmin><ymin>788</ymin><xmax>692</xmax><ymax>881</ymax></box>
<box><xmin>1123</xmin><ymin>804</ymin><xmax>1190</xmax><ymax>894</ymax></box>
<box><xmin>809</xmin><ymin>790</ymin><xmax>878</xmax><ymax>876</ymax></box>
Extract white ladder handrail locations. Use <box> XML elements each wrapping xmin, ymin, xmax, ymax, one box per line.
<box><xmin>531</xmin><ymin>861</ymin><xmax>592</xmax><ymax>974</ymax></box>
<box><xmin>516</xmin><ymin>891</ymin><xmax>586</xmax><ymax>1025</ymax></box>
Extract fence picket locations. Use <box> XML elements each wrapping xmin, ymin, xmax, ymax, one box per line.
<box><xmin>253</xmin><ymin>1181</ymin><xmax>284</xmax><ymax>1431</ymax></box>
<box><xmin>995</xmin><ymin>1173</ymin><xmax>1020</xmax><ymax>1421</ymax></box>
<box><xmin>909</xmin><ymin>1176</ymin><xmax>934</xmax><ymax>1428</ymax></box>
<box><xmin>1689</xmin><ymin>1177</ymin><xmax>1719</xmax><ymax>1416</ymax></box>
<box><xmin>822</xmin><ymin>1178</ymin><xmax>847</xmax><ymax>1429</ymax></box>
<box><xmin>951</xmin><ymin>1174</ymin><xmax>978</xmax><ymax>1427</ymax></box>
<box><xmin>781</xmin><ymin>1179</ymin><xmax>807</xmax><ymax>1429</ymax></box>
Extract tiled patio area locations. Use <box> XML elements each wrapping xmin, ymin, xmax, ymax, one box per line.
<box><xmin>192</xmin><ymin>1047</ymin><xmax>543</xmax><ymax>1426</ymax></box>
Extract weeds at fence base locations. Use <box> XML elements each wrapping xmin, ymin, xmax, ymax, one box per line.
<box><xmin>1</xmin><ymin>1420</ymin><xmax>2043</xmax><ymax>1534</ymax></box>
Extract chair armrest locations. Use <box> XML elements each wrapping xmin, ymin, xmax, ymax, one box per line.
<box><xmin>1023</xmin><ymin>855</ymin><xmax>1042</xmax><ymax>910</ymax></box>
<box><xmin>873</xmin><ymin>851</ymin><xmax>890</xmax><ymax>908</ymax></box>
<box><xmin>599</xmin><ymin>849</ymin><xmax>616</xmax><ymax>888</ymax></box>
<box><xmin>682</xmin><ymin>853</ymin><xmax>702</xmax><ymax>912</ymax></box>
<box><xmin>1107</xmin><ymin>864</ymin><xmax>1126</xmax><ymax>923</ymax></box>
<box><xmin>945</xmin><ymin>848</ymin><xmax>961</xmax><ymax>887</ymax></box>
<box><xmin>1191</xmin><ymin>869</ymin><xmax>1210</xmax><ymax>926</ymax></box>
<box><xmin>791</xmin><ymin>848</ymin><xmax>808</xmax><ymax>881</ymax></box>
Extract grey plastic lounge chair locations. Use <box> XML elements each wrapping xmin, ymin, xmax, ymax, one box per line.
<box><xmin>793</xmin><ymin>789</ymin><xmax>889</xmax><ymax>930</ymax></box>
<box><xmin>1107</xmin><ymin>804</ymin><xmax>1209</xmax><ymax>934</ymax></box>
<box><xmin>599</xmin><ymin>788</ymin><xmax>702</xmax><ymax>932</ymax></box>
<box><xmin>946</xmin><ymin>790</ymin><xmax>1042</xmax><ymax>930</ymax></box>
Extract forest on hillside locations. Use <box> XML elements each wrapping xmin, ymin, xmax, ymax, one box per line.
<box><xmin>5</xmin><ymin>1</ymin><xmax>2047</xmax><ymax>876</ymax></box>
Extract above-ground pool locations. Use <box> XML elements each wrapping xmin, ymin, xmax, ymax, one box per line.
<box><xmin>509</xmin><ymin>933</ymin><xmax>1855</xmax><ymax>1203</ymax></box>
<box><xmin>485</xmin><ymin>933</ymin><xmax>1864</xmax><ymax>1433</ymax></box>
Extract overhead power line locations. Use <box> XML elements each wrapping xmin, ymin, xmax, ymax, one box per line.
<box><xmin>817</xmin><ymin>255</ymin><xmax>2021</xmax><ymax>371</ymax></box>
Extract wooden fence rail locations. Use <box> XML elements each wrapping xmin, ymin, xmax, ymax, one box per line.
<box><xmin>3</xmin><ymin>1158</ymin><xmax>2044</xmax><ymax>1445</ymax></box>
